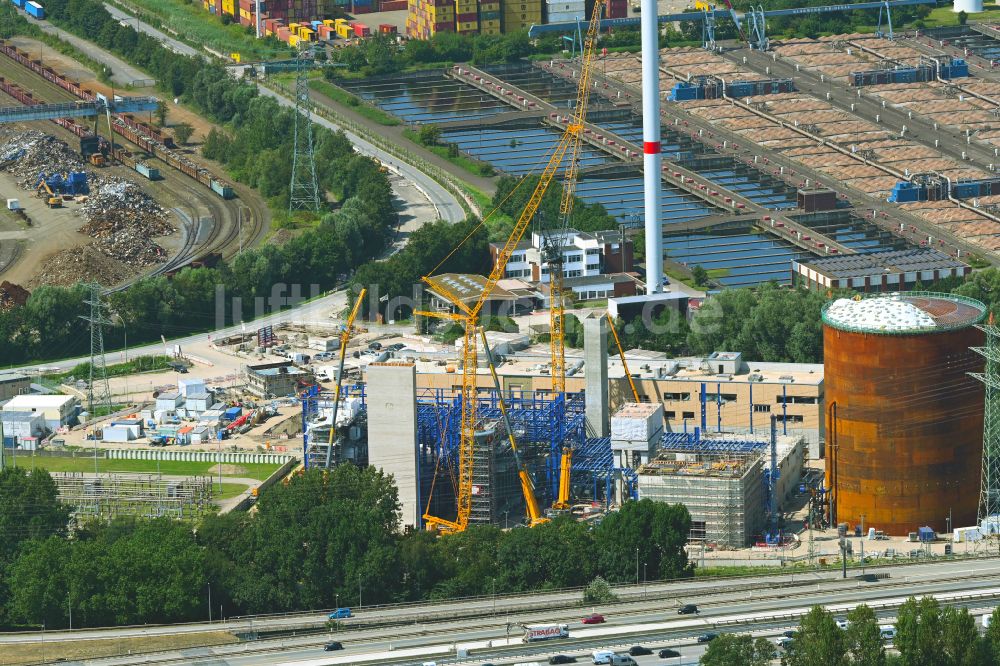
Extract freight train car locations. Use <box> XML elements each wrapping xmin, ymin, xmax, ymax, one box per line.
<box><xmin>0</xmin><ymin>40</ymin><xmax>234</xmax><ymax>199</ymax></box>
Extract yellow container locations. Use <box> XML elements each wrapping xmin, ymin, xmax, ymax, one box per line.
<box><xmin>289</xmin><ymin>22</ymin><xmax>300</xmax><ymax>30</ymax></box>
<box><xmin>289</xmin><ymin>34</ymin><xmax>300</xmax><ymax>46</ymax></box>
<box><xmin>299</xmin><ymin>27</ymin><xmax>314</xmax><ymax>40</ymax></box>
<box><xmin>335</xmin><ymin>18</ymin><xmax>348</xmax><ymax>25</ymax></box>
<box><xmin>336</xmin><ymin>24</ymin><xmax>351</xmax><ymax>37</ymax></box>
<box><xmin>323</xmin><ymin>19</ymin><xmax>336</xmax><ymax>26</ymax></box>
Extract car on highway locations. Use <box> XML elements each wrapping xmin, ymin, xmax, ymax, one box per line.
<box><xmin>678</xmin><ymin>604</ymin><xmax>699</xmax><ymax>615</ymax></box>
<box><xmin>323</xmin><ymin>641</ymin><xmax>343</xmax><ymax>651</ymax></box>
<box><xmin>328</xmin><ymin>608</ymin><xmax>352</xmax><ymax>619</ymax></box>
<box><xmin>658</xmin><ymin>648</ymin><xmax>681</xmax><ymax>658</ymax></box>
<box><xmin>549</xmin><ymin>656</ymin><xmax>577</xmax><ymax>664</ymax></box>
<box><xmin>582</xmin><ymin>613</ymin><xmax>606</xmax><ymax>624</ymax></box>
<box><xmin>697</xmin><ymin>632</ymin><xmax>718</xmax><ymax>643</ymax></box>
<box><xmin>628</xmin><ymin>646</ymin><xmax>652</xmax><ymax>656</ymax></box>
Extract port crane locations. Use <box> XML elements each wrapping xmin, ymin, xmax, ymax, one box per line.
<box><xmin>324</xmin><ymin>288</ymin><xmax>367</xmax><ymax>469</ymax></box>
<box><xmin>417</xmin><ymin>0</ymin><xmax>606</xmax><ymax>534</ymax></box>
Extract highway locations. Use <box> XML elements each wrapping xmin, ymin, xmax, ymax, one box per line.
<box><xmin>15</xmin><ymin>558</ymin><xmax>1000</xmax><ymax>665</ymax></box>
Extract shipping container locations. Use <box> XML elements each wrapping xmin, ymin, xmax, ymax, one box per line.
<box><xmin>135</xmin><ymin>163</ymin><xmax>161</xmax><ymax>180</ymax></box>
<box><xmin>211</xmin><ymin>180</ymin><xmax>235</xmax><ymax>199</ymax></box>
<box><xmin>379</xmin><ymin>23</ymin><xmax>397</xmax><ymax>33</ymax></box>
<box><xmin>353</xmin><ymin>22</ymin><xmax>371</xmax><ymax>36</ymax></box>
<box><xmin>24</xmin><ymin>0</ymin><xmax>43</xmax><ymax>18</ymax></box>
<box><xmin>887</xmin><ymin>181</ymin><xmax>927</xmax><ymax>203</ymax></box>
<box><xmin>336</xmin><ymin>23</ymin><xmax>351</xmax><ymax>37</ymax></box>
<box><xmin>10</xmin><ymin>0</ymin><xmax>25</xmax><ymax>9</ymax></box>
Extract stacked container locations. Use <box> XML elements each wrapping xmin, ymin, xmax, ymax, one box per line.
<box><xmin>479</xmin><ymin>0</ymin><xmax>500</xmax><ymax>34</ymax></box>
<box><xmin>353</xmin><ymin>0</ymin><xmax>374</xmax><ymax>14</ymax></box>
<box><xmin>607</xmin><ymin>0</ymin><xmax>627</xmax><ymax>18</ymax></box>
<box><xmin>502</xmin><ymin>0</ymin><xmax>542</xmax><ymax>33</ymax></box>
<box><xmin>406</xmin><ymin>0</ymin><xmax>455</xmax><ymax>38</ymax></box>
<box><xmin>380</xmin><ymin>0</ymin><xmax>408</xmax><ymax>9</ymax></box>
<box><xmin>545</xmin><ymin>0</ymin><xmax>584</xmax><ymax>24</ymax></box>
<box><xmin>455</xmin><ymin>0</ymin><xmax>479</xmax><ymax>34</ymax></box>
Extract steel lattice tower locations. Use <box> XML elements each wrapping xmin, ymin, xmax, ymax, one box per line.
<box><xmin>972</xmin><ymin>323</ymin><xmax>1000</xmax><ymax>525</ymax></box>
<box><xmin>288</xmin><ymin>47</ymin><xmax>320</xmax><ymax>213</ymax></box>
<box><xmin>80</xmin><ymin>283</ymin><xmax>113</xmax><ymax>416</ymax></box>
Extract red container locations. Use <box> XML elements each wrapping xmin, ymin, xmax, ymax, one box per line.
<box><xmin>380</xmin><ymin>0</ymin><xmax>407</xmax><ymax>8</ymax></box>
<box><xmin>353</xmin><ymin>22</ymin><xmax>371</xmax><ymax>36</ymax></box>
<box><xmin>379</xmin><ymin>23</ymin><xmax>397</xmax><ymax>33</ymax></box>
<box><xmin>318</xmin><ymin>24</ymin><xmax>333</xmax><ymax>39</ymax></box>
<box><xmin>352</xmin><ymin>4</ymin><xmax>373</xmax><ymax>12</ymax></box>
<box><xmin>457</xmin><ymin>11</ymin><xmax>477</xmax><ymax>21</ymax></box>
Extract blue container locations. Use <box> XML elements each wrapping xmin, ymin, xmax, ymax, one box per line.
<box><xmin>224</xmin><ymin>406</ymin><xmax>242</xmax><ymax>421</ymax></box>
<box><xmin>918</xmin><ymin>526</ymin><xmax>935</xmax><ymax>542</ymax></box>
<box><xmin>953</xmin><ymin>183</ymin><xmax>979</xmax><ymax>199</ymax></box>
<box><xmin>887</xmin><ymin>181</ymin><xmax>925</xmax><ymax>203</ymax></box>
<box><xmin>136</xmin><ymin>162</ymin><xmax>160</xmax><ymax>180</ymax></box>
<box><xmin>210</xmin><ymin>179</ymin><xmax>234</xmax><ymax>199</ymax></box>
<box><xmin>311</xmin><ymin>20</ymin><xmax>323</xmax><ymax>29</ymax></box>
<box><xmin>668</xmin><ymin>82</ymin><xmax>701</xmax><ymax>102</ymax></box>
<box><xmin>10</xmin><ymin>0</ymin><xmax>24</xmax><ymax>8</ymax></box>
<box><xmin>24</xmin><ymin>0</ymin><xmax>43</xmax><ymax>18</ymax></box>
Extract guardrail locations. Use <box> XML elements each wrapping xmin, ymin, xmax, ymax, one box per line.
<box><xmin>105</xmin><ymin>449</ymin><xmax>293</xmax><ymax>464</ymax></box>
<box><xmin>263</xmin><ymin>79</ymin><xmax>481</xmax><ymax>220</ymax></box>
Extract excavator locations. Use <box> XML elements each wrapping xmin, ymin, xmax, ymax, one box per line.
<box><xmin>35</xmin><ymin>175</ymin><xmax>61</xmax><ymax>208</ymax></box>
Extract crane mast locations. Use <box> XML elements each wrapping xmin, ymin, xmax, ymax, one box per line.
<box><xmin>324</xmin><ymin>288</ymin><xmax>367</xmax><ymax>468</ymax></box>
<box><xmin>419</xmin><ymin>0</ymin><xmax>607</xmax><ymax>534</ymax></box>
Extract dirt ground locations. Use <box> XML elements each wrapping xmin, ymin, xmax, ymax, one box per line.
<box><xmin>0</xmin><ymin>630</ymin><xmax>236</xmax><ymax>666</ymax></box>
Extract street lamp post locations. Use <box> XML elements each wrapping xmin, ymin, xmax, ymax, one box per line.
<box><xmin>208</xmin><ymin>583</ymin><xmax>213</xmax><ymax>623</ymax></box>
<box><xmin>634</xmin><ymin>547</ymin><xmax>639</xmax><ymax>585</ymax></box>
<box><xmin>643</xmin><ymin>563</ymin><xmax>647</xmax><ymax>599</ymax></box>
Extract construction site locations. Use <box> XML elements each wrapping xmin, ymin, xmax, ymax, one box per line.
<box><xmin>7</xmin><ymin>0</ymin><xmax>1000</xmax><ymax>571</ymax></box>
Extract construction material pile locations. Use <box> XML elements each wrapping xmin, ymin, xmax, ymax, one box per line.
<box><xmin>80</xmin><ymin>178</ymin><xmax>173</xmax><ymax>266</ymax></box>
<box><xmin>28</xmin><ymin>245</ymin><xmax>132</xmax><ymax>289</ymax></box>
<box><xmin>0</xmin><ymin>129</ymin><xmax>87</xmax><ymax>182</ymax></box>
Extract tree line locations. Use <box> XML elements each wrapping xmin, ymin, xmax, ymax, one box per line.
<box><xmin>0</xmin><ymin>465</ymin><xmax>692</xmax><ymax>629</ymax></box>
<box><xmin>702</xmin><ymin>601</ymin><xmax>1000</xmax><ymax>666</ymax></box>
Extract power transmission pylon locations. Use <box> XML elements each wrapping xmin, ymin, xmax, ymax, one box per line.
<box><xmin>972</xmin><ymin>319</ymin><xmax>1000</xmax><ymax>529</ymax></box>
<box><xmin>79</xmin><ymin>283</ymin><xmax>113</xmax><ymax>416</ymax></box>
<box><xmin>288</xmin><ymin>46</ymin><xmax>320</xmax><ymax>213</ymax></box>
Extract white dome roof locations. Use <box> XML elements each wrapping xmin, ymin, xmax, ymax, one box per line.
<box><xmin>825</xmin><ymin>295</ymin><xmax>936</xmax><ymax>333</ymax></box>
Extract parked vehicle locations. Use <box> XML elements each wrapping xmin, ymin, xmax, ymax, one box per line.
<box><xmin>879</xmin><ymin>625</ymin><xmax>897</xmax><ymax>641</ymax></box>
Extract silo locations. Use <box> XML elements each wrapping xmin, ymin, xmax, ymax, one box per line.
<box><xmin>953</xmin><ymin>0</ymin><xmax>983</xmax><ymax>13</ymax></box>
<box><xmin>823</xmin><ymin>292</ymin><xmax>987</xmax><ymax>536</ymax></box>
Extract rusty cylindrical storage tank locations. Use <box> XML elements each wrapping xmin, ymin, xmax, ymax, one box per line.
<box><xmin>823</xmin><ymin>292</ymin><xmax>986</xmax><ymax>536</ymax></box>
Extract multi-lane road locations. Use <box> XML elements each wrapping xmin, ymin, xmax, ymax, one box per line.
<box><xmin>17</xmin><ymin>557</ymin><xmax>1000</xmax><ymax>665</ymax></box>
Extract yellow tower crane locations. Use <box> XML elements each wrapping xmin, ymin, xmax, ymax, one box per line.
<box><xmin>548</xmin><ymin>0</ymin><xmax>606</xmax><ymax>514</ymax></box>
<box><xmin>607</xmin><ymin>312</ymin><xmax>641</xmax><ymax>403</ymax></box>
<box><xmin>418</xmin><ymin>0</ymin><xmax>607</xmax><ymax>534</ymax></box>
<box><xmin>324</xmin><ymin>288</ymin><xmax>366</xmax><ymax>468</ymax></box>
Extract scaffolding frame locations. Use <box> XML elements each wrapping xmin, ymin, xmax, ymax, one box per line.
<box><xmin>53</xmin><ymin>472</ymin><xmax>216</xmax><ymax>522</ymax></box>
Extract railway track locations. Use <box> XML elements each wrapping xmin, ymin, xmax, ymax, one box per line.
<box><xmin>0</xmin><ymin>55</ymin><xmax>269</xmax><ymax>285</ymax></box>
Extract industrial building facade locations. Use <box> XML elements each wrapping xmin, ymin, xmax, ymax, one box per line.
<box><xmin>0</xmin><ymin>373</ymin><xmax>30</xmax><ymax>401</ymax></box>
<box><xmin>793</xmin><ymin>249</ymin><xmax>971</xmax><ymax>293</ymax></box>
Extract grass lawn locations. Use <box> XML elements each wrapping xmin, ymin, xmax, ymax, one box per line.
<box><xmin>109</xmin><ymin>0</ymin><xmax>291</xmax><ymax>61</ymax></box>
<box><xmin>213</xmin><ymin>482</ymin><xmax>251</xmax><ymax>501</ymax></box>
<box><xmin>915</xmin><ymin>6</ymin><xmax>1000</xmax><ymax>29</ymax></box>
<box><xmin>15</xmin><ymin>456</ymin><xmax>281</xmax><ymax>481</ymax></box>
<box><xmin>310</xmin><ymin>80</ymin><xmax>401</xmax><ymax>126</ymax></box>
<box><xmin>706</xmin><ymin>267</ymin><xmax>731</xmax><ymax>279</ymax></box>
<box><xmin>1</xmin><ymin>631</ymin><xmax>235</xmax><ymax>665</ymax></box>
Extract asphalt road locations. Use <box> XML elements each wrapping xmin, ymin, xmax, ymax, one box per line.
<box><xmin>21</xmin><ymin>14</ymin><xmax>153</xmax><ymax>86</ymax></box>
<box><xmin>103</xmin><ymin>3</ymin><xmax>203</xmax><ymax>59</ymax></box>
<box><xmin>17</xmin><ymin>558</ymin><xmax>1000</xmax><ymax>666</ymax></box>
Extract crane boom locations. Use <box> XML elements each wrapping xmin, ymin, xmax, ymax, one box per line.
<box><xmin>419</xmin><ymin>0</ymin><xmax>607</xmax><ymax>534</ymax></box>
<box><xmin>607</xmin><ymin>313</ymin><xmax>640</xmax><ymax>403</ymax></box>
<box><xmin>551</xmin><ymin>0</ymin><xmax>606</xmax><ymax>399</ymax></box>
<box><xmin>480</xmin><ymin>328</ymin><xmax>549</xmax><ymax>527</ymax></box>
<box><xmin>324</xmin><ymin>288</ymin><xmax>366</xmax><ymax>468</ymax></box>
